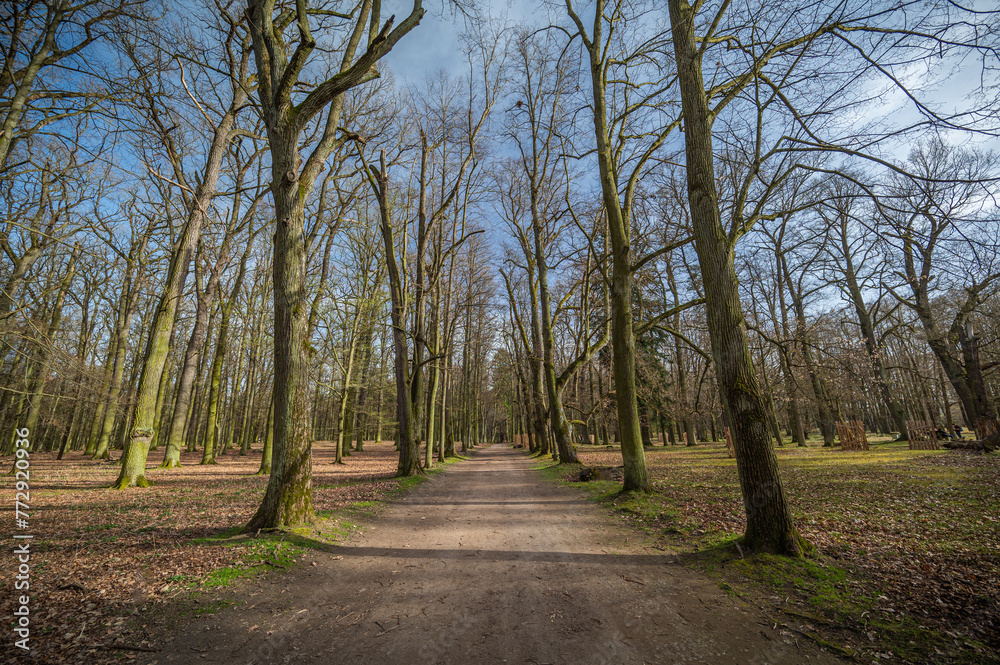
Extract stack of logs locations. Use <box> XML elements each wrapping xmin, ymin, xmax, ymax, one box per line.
<box><xmin>836</xmin><ymin>421</ymin><xmax>869</xmax><ymax>451</ymax></box>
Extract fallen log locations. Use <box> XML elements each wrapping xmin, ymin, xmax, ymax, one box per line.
<box><xmin>944</xmin><ymin>433</ymin><xmax>998</xmax><ymax>453</ymax></box>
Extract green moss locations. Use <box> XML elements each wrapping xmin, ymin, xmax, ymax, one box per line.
<box><xmin>192</xmin><ymin>599</ymin><xmax>235</xmax><ymax>615</ymax></box>
<box><xmin>191</xmin><ymin>526</ymin><xmax>243</xmax><ymax>545</ymax></box>
<box><xmin>199</xmin><ymin>540</ymin><xmax>303</xmax><ymax>588</ymax></box>
<box><xmin>396</xmin><ymin>474</ymin><xmax>427</xmax><ymax>492</ymax></box>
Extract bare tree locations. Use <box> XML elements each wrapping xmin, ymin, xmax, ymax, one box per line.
<box><xmin>564</xmin><ymin>0</ymin><xmax>690</xmax><ymax>491</ymax></box>
<box><xmin>244</xmin><ymin>0</ymin><xmax>426</xmax><ymax>528</ymax></box>
<box><xmin>883</xmin><ymin>137</ymin><xmax>1000</xmax><ymax>432</ymax></box>
<box><xmin>0</xmin><ymin>0</ymin><xmax>152</xmax><ymax>171</ymax></box>
<box><xmin>813</xmin><ymin>175</ymin><xmax>909</xmax><ymax>439</ymax></box>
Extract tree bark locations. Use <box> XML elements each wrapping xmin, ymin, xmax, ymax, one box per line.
<box><xmin>668</xmin><ymin>0</ymin><xmax>807</xmax><ymax>555</ymax></box>
<box><xmin>364</xmin><ymin>151</ymin><xmax>421</xmax><ymax>477</ymax></box>
<box><xmin>244</xmin><ymin>130</ymin><xmax>315</xmax><ymax>526</ymax></box>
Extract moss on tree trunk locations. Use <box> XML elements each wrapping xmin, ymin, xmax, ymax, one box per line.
<box><xmin>245</xmin><ymin>135</ymin><xmax>315</xmax><ymax>528</ymax></box>
<box><xmin>668</xmin><ymin>0</ymin><xmax>806</xmax><ymax>556</ymax></box>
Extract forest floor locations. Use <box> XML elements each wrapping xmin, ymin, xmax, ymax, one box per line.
<box><xmin>550</xmin><ymin>436</ymin><xmax>999</xmax><ymax>664</ymax></box>
<box><xmin>128</xmin><ymin>443</ymin><xmax>840</xmax><ymax>665</ymax></box>
<box><xmin>2</xmin><ymin>439</ymin><xmax>994</xmax><ymax>664</ymax></box>
<box><xmin>0</xmin><ymin>440</ymin><xmax>434</xmax><ymax>664</ymax></box>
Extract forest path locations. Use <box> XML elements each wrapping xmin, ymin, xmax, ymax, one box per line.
<box><xmin>143</xmin><ymin>444</ymin><xmax>840</xmax><ymax>665</ymax></box>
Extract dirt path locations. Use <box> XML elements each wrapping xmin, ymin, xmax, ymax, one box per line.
<box><xmin>144</xmin><ymin>445</ymin><xmax>841</xmax><ymax>665</ymax></box>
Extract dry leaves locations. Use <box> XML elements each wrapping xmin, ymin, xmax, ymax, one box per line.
<box><xmin>0</xmin><ymin>441</ymin><xmax>403</xmax><ymax>664</ymax></box>
<box><xmin>574</xmin><ymin>441</ymin><xmax>1000</xmax><ymax>658</ymax></box>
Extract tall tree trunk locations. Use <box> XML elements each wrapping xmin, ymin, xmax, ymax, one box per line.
<box><xmin>365</xmin><ymin>151</ymin><xmax>421</xmax><ymax>476</ymax></box>
<box><xmin>245</xmin><ymin>132</ymin><xmax>315</xmax><ymax>526</ymax></box>
<box><xmin>114</xmin><ymin>88</ymin><xmax>244</xmax><ymax>489</ymax></box>
<box><xmin>603</xmin><ymin>155</ymin><xmax>646</xmax><ymax>488</ymax></box>
<box><xmin>669</xmin><ymin>0</ymin><xmax>806</xmax><ymax>555</ymax></box>
<box><xmin>572</xmin><ymin>6</ymin><xmax>650</xmax><ymax>489</ymax></box>
<box><xmin>161</xmin><ymin>259</ymin><xmax>216</xmax><ymax>467</ymax></box>
<box><xmin>24</xmin><ymin>245</ymin><xmax>78</xmax><ymax>436</ymax></box>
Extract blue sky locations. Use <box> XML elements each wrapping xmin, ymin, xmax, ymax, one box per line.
<box><xmin>381</xmin><ymin>0</ymin><xmax>538</xmax><ymax>85</ymax></box>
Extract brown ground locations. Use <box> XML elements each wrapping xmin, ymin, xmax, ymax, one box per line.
<box><xmin>570</xmin><ymin>440</ymin><xmax>1000</xmax><ymax>660</ymax></box>
<box><xmin>139</xmin><ymin>445</ymin><xmax>841</xmax><ymax>665</ymax></box>
<box><xmin>0</xmin><ymin>441</ymin><xmax>406</xmax><ymax>664</ymax></box>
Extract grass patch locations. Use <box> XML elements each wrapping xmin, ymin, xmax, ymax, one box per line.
<box><xmin>199</xmin><ymin>539</ymin><xmax>304</xmax><ymax>589</ymax></box>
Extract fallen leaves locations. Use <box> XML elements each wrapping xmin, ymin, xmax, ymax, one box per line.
<box><xmin>573</xmin><ymin>441</ymin><xmax>1000</xmax><ymax>660</ymax></box>
<box><xmin>0</xmin><ymin>441</ymin><xmax>405</xmax><ymax>664</ymax></box>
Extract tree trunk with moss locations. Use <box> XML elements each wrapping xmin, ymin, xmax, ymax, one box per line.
<box><xmin>668</xmin><ymin>0</ymin><xmax>807</xmax><ymax>555</ymax></box>
<box><xmin>244</xmin><ymin>0</ymin><xmax>425</xmax><ymax>525</ymax></box>
<box><xmin>244</xmin><ymin>130</ymin><xmax>315</xmax><ymax>526</ymax></box>
<box><xmin>114</xmin><ymin>225</ymin><xmax>197</xmax><ymax>487</ymax></box>
<box><xmin>113</xmin><ymin>98</ymin><xmax>246</xmax><ymax>488</ymax></box>
<box><xmin>93</xmin><ymin>235</ymin><xmax>151</xmax><ymax>459</ymax></box>
<box><xmin>161</xmin><ymin>258</ymin><xmax>216</xmax><ymax>468</ymax></box>
<box><xmin>568</xmin><ymin>3</ymin><xmax>649</xmax><ymax>489</ymax></box>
